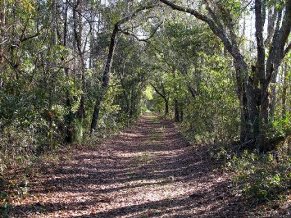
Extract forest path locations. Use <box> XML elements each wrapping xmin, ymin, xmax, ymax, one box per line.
<box><xmin>10</xmin><ymin>115</ymin><xmax>245</xmax><ymax>217</ymax></box>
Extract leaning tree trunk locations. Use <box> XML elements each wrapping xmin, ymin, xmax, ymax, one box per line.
<box><xmin>150</xmin><ymin>83</ymin><xmax>169</xmax><ymax>117</ymax></box>
<box><xmin>90</xmin><ymin>25</ymin><xmax>118</xmax><ymax>134</ymax></box>
<box><xmin>90</xmin><ymin>4</ymin><xmax>154</xmax><ymax>134</ymax></box>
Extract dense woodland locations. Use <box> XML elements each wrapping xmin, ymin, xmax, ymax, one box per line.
<box><xmin>0</xmin><ymin>0</ymin><xmax>290</xmax><ymax>216</ymax></box>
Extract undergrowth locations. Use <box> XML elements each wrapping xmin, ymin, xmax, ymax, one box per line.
<box><xmin>228</xmin><ymin>151</ymin><xmax>290</xmax><ymax>205</ymax></box>
<box><xmin>0</xmin><ymin>117</ymin><xmax>137</xmax><ymax>217</ymax></box>
<box><xmin>211</xmin><ymin>137</ymin><xmax>290</xmax><ymax>207</ymax></box>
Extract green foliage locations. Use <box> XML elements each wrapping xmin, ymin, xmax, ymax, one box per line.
<box><xmin>266</xmin><ymin>0</ymin><xmax>286</xmax><ymax>10</ymax></box>
<box><xmin>144</xmin><ymin>85</ymin><xmax>154</xmax><ymax>101</ymax></box>
<box><xmin>182</xmin><ymin>53</ymin><xmax>240</xmax><ymax>143</ymax></box>
<box><xmin>0</xmin><ymin>195</ymin><xmax>10</xmax><ymax>218</ymax></box>
<box><xmin>218</xmin><ymin>0</ymin><xmax>243</xmax><ymax>18</ymax></box>
<box><xmin>228</xmin><ymin>150</ymin><xmax>290</xmax><ymax>204</ymax></box>
<box><xmin>273</xmin><ymin>112</ymin><xmax>291</xmax><ymax>137</ymax></box>
<box><xmin>0</xmin><ymin>176</ymin><xmax>10</xmax><ymax>217</ymax></box>
<box><xmin>99</xmin><ymin>83</ymin><xmax>122</xmax><ymax>131</ymax></box>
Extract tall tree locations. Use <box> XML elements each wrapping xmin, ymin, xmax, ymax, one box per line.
<box><xmin>159</xmin><ymin>0</ymin><xmax>291</xmax><ymax>151</ymax></box>
<box><xmin>90</xmin><ymin>3</ymin><xmax>154</xmax><ymax>133</ymax></box>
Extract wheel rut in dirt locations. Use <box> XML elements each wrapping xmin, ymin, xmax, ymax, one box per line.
<box><xmin>10</xmin><ymin>115</ymin><xmax>245</xmax><ymax>217</ymax></box>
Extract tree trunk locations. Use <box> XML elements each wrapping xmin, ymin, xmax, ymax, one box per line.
<box><xmin>90</xmin><ymin>5</ymin><xmax>153</xmax><ymax>133</ymax></box>
<box><xmin>174</xmin><ymin>99</ymin><xmax>180</xmax><ymax>122</ymax></box>
<box><xmin>180</xmin><ymin>105</ymin><xmax>183</xmax><ymax>122</ymax></box>
<box><xmin>282</xmin><ymin>63</ymin><xmax>288</xmax><ymax>119</ymax></box>
<box><xmin>0</xmin><ymin>0</ymin><xmax>5</xmax><ymax>91</ymax></box>
<box><xmin>269</xmin><ymin>69</ymin><xmax>278</xmax><ymax>120</ymax></box>
<box><xmin>62</xmin><ymin>0</ymin><xmax>74</xmax><ymax>143</ymax></box>
<box><xmin>0</xmin><ymin>0</ymin><xmax>5</xmax><ymax>64</ymax></box>
<box><xmin>164</xmin><ymin>98</ymin><xmax>169</xmax><ymax>116</ymax></box>
<box><xmin>73</xmin><ymin>0</ymin><xmax>86</xmax><ymax>122</ymax></box>
<box><xmin>90</xmin><ymin>25</ymin><xmax>118</xmax><ymax>133</ymax></box>
<box><xmin>159</xmin><ymin>0</ymin><xmax>291</xmax><ymax>152</ymax></box>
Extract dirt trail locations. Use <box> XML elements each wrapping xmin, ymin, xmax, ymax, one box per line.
<box><xmin>10</xmin><ymin>115</ymin><xmax>246</xmax><ymax>217</ymax></box>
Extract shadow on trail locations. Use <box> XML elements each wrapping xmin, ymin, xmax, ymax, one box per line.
<box><xmin>10</xmin><ymin>116</ymin><xmax>246</xmax><ymax>217</ymax></box>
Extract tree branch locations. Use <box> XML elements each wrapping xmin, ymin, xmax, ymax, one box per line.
<box><xmin>284</xmin><ymin>42</ymin><xmax>291</xmax><ymax>57</ymax></box>
<box><xmin>150</xmin><ymin>82</ymin><xmax>166</xmax><ymax>100</ymax></box>
<box><xmin>119</xmin><ymin>22</ymin><xmax>162</xmax><ymax>42</ymax></box>
<box><xmin>90</xmin><ymin>3</ymin><xmax>156</xmax><ymax>133</ymax></box>
<box><xmin>159</xmin><ymin>0</ymin><xmax>245</xmax><ymax>68</ymax></box>
<box><xmin>255</xmin><ymin>0</ymin><xmax>266</xmax><ymax>81</ymax></box>
<box><xmin>266</xmin><ymin>0</ymin><xmax>291</xmax><ymax>78</ymax></box>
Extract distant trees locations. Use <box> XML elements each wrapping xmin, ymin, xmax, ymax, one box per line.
<box><xmin>145</xmin><ymin>18</ymin><xmax>239</xmax><ymax>143</ymax></box>
<box><xmin>90</xmin><ymin>3</ymin><xmax>155</xmax><ymax>133</ymax></box>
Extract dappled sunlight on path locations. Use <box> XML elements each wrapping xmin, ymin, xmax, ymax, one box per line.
<box><xmin>10</xmin><ymin>116</ymin><xmax>246</xmax><ymax>217</ymax></box>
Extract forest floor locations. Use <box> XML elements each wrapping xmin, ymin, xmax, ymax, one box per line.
<box><xmin>8</xmin><ymin>115</ymin><xmax>287</xmax><ymax>217</ymax></box>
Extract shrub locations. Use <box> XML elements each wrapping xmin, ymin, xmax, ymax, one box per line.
<box><xmin>228</xmin><ymin>148</ymin><xmax>290</xmax><ymax>204</ymax></box>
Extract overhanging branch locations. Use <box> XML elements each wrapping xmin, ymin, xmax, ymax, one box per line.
<box><xmin>159</xmin><ymin>0</ymin><xmax>237</xmax><ymax>61</ymax></box>
<box><xmin>119</xmin><ymin>22</ymin><xmax>162</xmax><ymax>42</ymax></box>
